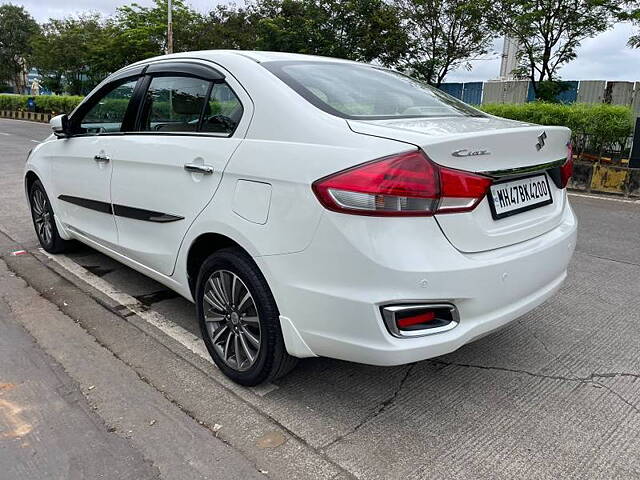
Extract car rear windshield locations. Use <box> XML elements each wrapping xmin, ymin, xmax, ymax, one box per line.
<box><xmin>262</xmin><ymin>61</ymin><xmax>484</xmax><ymax>120</ymax></box>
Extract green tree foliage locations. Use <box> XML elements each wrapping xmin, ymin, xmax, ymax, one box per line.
<box><xmin>622</xmin><ymin>7</ymin><xmax>640</xmax><ymax>47</ymax></box>
<box><xmin>533</xmin><ymin>80</ymin><xmax>572</xmax><ymax>103</ymax></box>
<box><xmin>490</xmin><ymin>0</ymin><xmax>624</xmax><ymax>94</ymax></box>
<box><xmin>192</xmin><ymin>4</ymin><xmax>260</xmax><ymax>50</ymax></box>
<box><xmin>26</xmin><ymin>0</ymin><xmax>588</xmax><ymax>96</ymax></box>
<box><xmin>0</xmin><ymin>4</ymin><xmax>40</xmax><ymax>93</ymax></box>
<box><xmin>31</xmin><ymin>15</ymin><xmax>113</xmax><ymax>95</ymax></box>
<box><xmin>30</xmin><ymin>0</ymin><xmax>206</xmax><ymax>94</ymax></box>
<box><xmin>253</xmin><ymin>0</ymin><xmax>408</xmax><ymax>65</ymax></box>
<box><xmin>109</xmin><ymin>0</ymin><xmax>205</xmax><ymax>63</ymax></box>
<box><xmin>21</xmin><ymin>0</ymin><xmax>625</xmax><ymax>97</ymax></box>
<box><xmin>393</xmin><ymin>0</ymin><xmax>495</xmax><ymax>86</ymax></box>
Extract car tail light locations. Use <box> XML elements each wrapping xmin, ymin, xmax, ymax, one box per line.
<box><xmin>312</xmin><ymin>150</ymin><xmax>492</xmax><ymax>216</ymax></box>
<box><xmin>438</xmin><ymin>167</ymin><xmax>494</xmax><ymax>214</ymax></box>
<box><xmin>560</xmin><ymin>144</ymin><xmax>573</xmax><ymax>188</ymax></box>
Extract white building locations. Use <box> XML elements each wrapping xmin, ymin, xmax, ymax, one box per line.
<box><xmin>499</xmin><ymin>36</ymin><xmax>521</xmax><ymax>80</ymax></box>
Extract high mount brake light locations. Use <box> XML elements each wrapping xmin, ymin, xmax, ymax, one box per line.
<box><xmin>312</xmin><ymin>150</ymin><xmax>493</xmax><ymax>217</ymax></box>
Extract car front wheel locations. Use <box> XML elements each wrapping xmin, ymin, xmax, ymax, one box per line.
<box><xmin>195</xmin><ymin>248</ymin><xmax>297</xmax><ymax>386</ymax></box>
<box><xmin>29</xmin><ymin>179</ymin><xmax>71</xmax><ymax>254</ymax></box>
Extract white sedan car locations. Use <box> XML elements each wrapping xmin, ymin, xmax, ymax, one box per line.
<box><xmin>25</xmin><ymin>51</ymin><xmax>576</xmax><ymax>385</ymax></box>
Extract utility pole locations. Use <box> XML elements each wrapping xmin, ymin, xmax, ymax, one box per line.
<box><xmin>630</xmin><ymin>117</ymin><xmax>640</xmax><ymax>168</ymax></box>
<box><xmin>167</xmin><ymin>0</ymin><xmax>173</xmax><ymax>54</ymax></box>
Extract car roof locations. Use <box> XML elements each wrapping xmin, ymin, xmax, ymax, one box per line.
<box><xmin>140</xmin><ymin>50</ymin><xmax>361</xmax><ymax>65</ymax></box>
<box><xmin>217</xmin><ymin>50</ymin><xmax>358</xmax><ymax>64</ymax></box>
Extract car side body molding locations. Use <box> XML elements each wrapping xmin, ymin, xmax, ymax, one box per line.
<box><xmin>58</xmin><ymin>195</ymin><xmax>184</xmax><ymax>223</ymax></box>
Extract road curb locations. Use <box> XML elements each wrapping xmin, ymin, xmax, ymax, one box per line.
<box><xmin>569</xmin><ymin>160</ymin><xmax>640</xmax><ymax>197</ymax></box>
<box><xmin>0</xmin><ymin>110</ymin><xmax>52</xmax><ymax>123</ymax></box>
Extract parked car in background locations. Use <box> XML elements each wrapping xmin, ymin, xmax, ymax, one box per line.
<box><xmin>24</xmin><ymin>51</ymin><xmax>576</xmax><ymax>385</ymax></box>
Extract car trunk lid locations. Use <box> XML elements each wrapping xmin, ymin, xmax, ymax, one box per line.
<box><xmin>348</xmin><ymin>116</ymin><xmax>571</xmax><ymax>252</ymax></box>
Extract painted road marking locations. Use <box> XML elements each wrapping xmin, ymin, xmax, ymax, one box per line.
<box><xmin>30</xmin><ymin>140</ymin><xmax>40</xmax><ymax>143</ymax></box>
<box><xmin>0</xmin><ymin>132</ymin><xmax>10</xmax><ymax>135</ymax></box>
<box><xmin>569</xmin><ymin>192</ymin><xmax>640</xmax><ymax>204</ymax></box>
<box><xmin>38</xmin><ymin>249</ymin><xmax>278</xmax><ymax>396</ymax></box>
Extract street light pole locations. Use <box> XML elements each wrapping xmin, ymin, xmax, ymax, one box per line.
<box><xmin>167</xmin><ymin>0</ymin><xmax>173</xmax><ymax>54</ymax></box>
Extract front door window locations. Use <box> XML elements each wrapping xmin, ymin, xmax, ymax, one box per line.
<box><xmin>79</xmin><ymin>80</ymin><xmax>138</xmax><ymax>134</ymax></box>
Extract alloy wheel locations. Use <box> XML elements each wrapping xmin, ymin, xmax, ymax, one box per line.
<box><xmin>202</xmin><ymin>269</ymin><xmax>261</xmax><ymax>372</ymax></box>
<box><xmin>31</xmin><ymin>188</ymin><xmax>52</xmax><ymax>246</ymax></box>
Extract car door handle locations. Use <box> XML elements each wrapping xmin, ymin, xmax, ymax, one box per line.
<box><xmin>94</xmin><ymin>154</ymin><xmax>110</xmax><ymax>163</ymax></box>
<box><xmin>184</xmin><ymin>163</ymin><xmax>214</xmax><ymax>175</ymax></box>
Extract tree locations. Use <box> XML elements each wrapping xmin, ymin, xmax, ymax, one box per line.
<box><xmin>392</xmin><ymin>0</ymin><xmax>495</xmax><ymax>86</ymax></box>
<box><xmin>490</xmin><ymin>0</ymin><xmax>623</xmax><ymax>96</ymax></box>
<box><xmin>621</xmin><ymin>7</ymin><xmax>640</xmax><ymax>47</ymax></box>
<box><xmin>191</xmin><ymin>4</ymin><xmax>260</xmax><ymax>50</ymax></box>
<box><xmin>30</xmin><ymin>2</ymin><xmax>211</xmax><ymax>95</ymax></box>
<box><xmin>31</xmin><ymin>15</ymin><xmax>113</xmax><ymax>95</ymax></box>
<box><xmin>253</xmin><ymin>0</ymin><xmax>408</xmax><ymax>66</ymax></box>
<box><xmin>110</xmin><ymin>0</ymin><xmax>205</xmax><ymax>63</ymax></box>
<box><xmin>0</xmin><ymin>4</ymin><xmax>39</xmax><ymax>93</ymax></box>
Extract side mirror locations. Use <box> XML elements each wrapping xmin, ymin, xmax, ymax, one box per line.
<box><xmin>50</xmin><ymin>114</ymin><xmax>70</xmax><ymax>138</ymax></box>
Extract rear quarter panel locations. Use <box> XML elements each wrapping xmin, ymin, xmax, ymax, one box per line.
<box><xmin>180</xmin><ymin>134</ymin><xmax>415</xmax><ymax>258</ymax></box>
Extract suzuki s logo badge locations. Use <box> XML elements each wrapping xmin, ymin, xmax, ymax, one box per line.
<box><xmin>451</xmin><ymin>149</ymin><xmax>490</xmax><ymax>157</ymax></box>
<box><xmin>536</xmin><ymin>131</ymin><xmax>547</xmax><ymax>151</ymax></box>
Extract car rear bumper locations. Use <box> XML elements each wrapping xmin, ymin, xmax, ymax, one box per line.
<box><xmin>257</xmin><ymin>202</ymin><xmax>577</xmax><ymax>366</ymax></box>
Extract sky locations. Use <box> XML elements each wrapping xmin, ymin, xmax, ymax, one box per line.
<box><xmin>7</xmin><ymin>0</ymin><xmax>640</xmax><ymax>83</ymax></box>
<box><xmin>447</xmin><ymin>23</ymin><xmax>640</xmax><ymax>83</ymax></box>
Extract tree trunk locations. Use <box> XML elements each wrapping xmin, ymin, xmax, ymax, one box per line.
<box><xmin>530</xmin><ymin>67</ymin><xmax>538</xmax><ymax>97</ymax></box>
<box><xmin>13</xmin><ymin>71</ymin><xmax>24</xmax><ymax>94</ymax></box>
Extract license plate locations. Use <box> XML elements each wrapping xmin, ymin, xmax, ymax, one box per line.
<box><xmin>488</xmin><ymin>174</ymin><xmax>553</xmax><ymax>220</ymax></box>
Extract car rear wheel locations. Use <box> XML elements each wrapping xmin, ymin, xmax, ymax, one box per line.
<box><xmin>29</xmin><ymin>179</ymin><xmax>72</xmax><ymax>254</ymax></box>
<box><xmin>195</xmin><ymin>248</ymin><xmax>298</xmax><ymax>386</ymax></box>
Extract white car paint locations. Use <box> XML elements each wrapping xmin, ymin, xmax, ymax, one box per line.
<box><xmin>25</xmin><ymin>50</ymin><xmax>577</xmax><ymax>368</ymax></box>
<box><xmin>49</xmin><ymin>136</ymin><xmax>119</xmax><ymax>248</ymax></box>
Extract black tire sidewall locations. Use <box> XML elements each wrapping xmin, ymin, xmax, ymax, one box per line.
<box><xmin>195</xmin><ymin>249</ymin><xmax>281</xmax><ymax>386</ymax></box>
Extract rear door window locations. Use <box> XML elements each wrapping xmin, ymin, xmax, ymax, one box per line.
<box><xmin>136</xmin><ymin>76</ymin><xmax>243</xmax><ymax>136</ymax></box>
<box><xmin>138</xmin><ymin>76</ymin><xmax>210</xmax><ymax>133</ymax></box>
<box><xmin>200</xmin><ymin>83</ymin><xmax>243</xmax><ymax>135</ymax></box>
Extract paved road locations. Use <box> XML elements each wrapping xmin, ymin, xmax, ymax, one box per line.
<box><xmin>1</xmin><ymin>118</ymin><xmax>640</xmax><ymax>479</ymax></box>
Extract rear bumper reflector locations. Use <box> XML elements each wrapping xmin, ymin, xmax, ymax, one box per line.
<box><xmin>381</xmin><ymin>304</ymin><xmax>459</xmax><ymax>338</ymax></box>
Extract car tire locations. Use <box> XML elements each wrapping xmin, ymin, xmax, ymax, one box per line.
<box><xmin>29</xmin><ymin>179</ymin><xmax>72</xmax><ymax>254</ymax></box>
<box><xmin>195</xmin><ymin>248</ymin><xmax>298</xmax><ymax>386</ymax></box>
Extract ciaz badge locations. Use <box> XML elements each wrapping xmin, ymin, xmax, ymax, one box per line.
<box><xmin>451</xmin><ymin>149</ymin><xmax>490</xmax><ymax>157</ymax></box>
